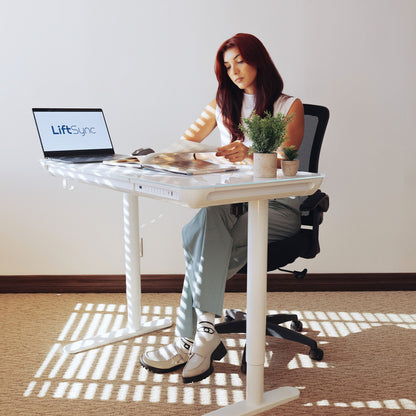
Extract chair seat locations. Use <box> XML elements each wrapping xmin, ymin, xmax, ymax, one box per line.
<box><xmin>238</xmin><ymin>229</ymin><xmax>314</xmax><ymax>273</ymax></box>
<box><xmin>267</xmin><ymin>229</ymin><xmax>314</xmax><ymax>270</ymax></box>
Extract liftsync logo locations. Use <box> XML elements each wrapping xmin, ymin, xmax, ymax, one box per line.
<box><xmin>51</xmin><ymin>125</ymin><xmax>96</xmax><ymax>136</ymax></box>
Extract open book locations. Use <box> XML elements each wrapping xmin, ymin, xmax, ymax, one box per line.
<box><xmin>103</xmin><ymin>140</ymin><xmax>238</xmax><ymax>175</ymax></box>
<box><xmin>142</xmin><ymin>152</ymin><xmax>238</xmax><ymax>175</ymax></box>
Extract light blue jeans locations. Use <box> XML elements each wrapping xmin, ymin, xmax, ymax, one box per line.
<box><xmin>175</xmin><ymin>197</ymin><xmax>301</xmax><ymax>338</ymax></box>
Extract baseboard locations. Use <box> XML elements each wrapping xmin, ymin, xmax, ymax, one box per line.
<box><xmin>1</xmin><ymin>273</ymin><xmax>415</xmax><ymax>293</ymax></box>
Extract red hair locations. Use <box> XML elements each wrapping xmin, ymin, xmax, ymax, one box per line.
<box><xmin>215</xmin><ymin>33</ymin><xmax>284</xmax><ymax>142</ymax></box>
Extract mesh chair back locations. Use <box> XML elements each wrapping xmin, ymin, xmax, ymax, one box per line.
<box><xmin>298</xmin><ymin>104</ymin><xmax>329</xmax><ymax>173</ymax></box>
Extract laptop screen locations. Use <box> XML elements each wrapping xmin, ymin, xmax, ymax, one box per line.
<box><xmin>33</xmin><ymin>108</ymin><xmax>114</xmax><ymax>156</ymax></box>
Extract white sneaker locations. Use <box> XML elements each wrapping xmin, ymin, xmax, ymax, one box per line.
<box><xmin>182</xmin><ymin>321</ymin><xmax>227</xmax><ymax>383</ymax></box>
<box><xmin>140</xmin><ymin>337</ymin><xmax>193</xmax><ymax>373</ymax></box>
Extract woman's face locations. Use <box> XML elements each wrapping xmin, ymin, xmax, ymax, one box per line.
<box><xmin>223</xmin><ymin>47</ymin><xmax>258</xmax><ymax>95</ymax></box>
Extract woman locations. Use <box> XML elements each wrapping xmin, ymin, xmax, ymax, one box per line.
<box><xmin>140</xmin><ymin>33</ymin><xmax>304</xmax><ymax>383</ymax></box>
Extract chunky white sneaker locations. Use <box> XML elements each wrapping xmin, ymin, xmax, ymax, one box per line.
<box><xmin>140</xmin><ymin>337</ymin><xmax>193</xmax><ymax>373</ymax></box>
<box><xmin>182</xmin><ymin>321</ymin><xmax>227</xmax><ymax>383</ymax></box>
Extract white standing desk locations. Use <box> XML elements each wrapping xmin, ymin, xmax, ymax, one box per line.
<box><xmin>41</xmin><ymin>159</ymin><xmax>324</xmax><ymax>416</ymax></box>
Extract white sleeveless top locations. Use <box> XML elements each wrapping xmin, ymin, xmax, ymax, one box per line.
<box><xmin>216</xmin><ymin>93</ymin><xmax>297</xmax><ymax>146</ymax></box>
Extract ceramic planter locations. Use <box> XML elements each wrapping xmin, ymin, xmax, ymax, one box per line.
<box><xmin>253</xmin><ymin>153</ymin><xmax>277</xmax><ymax>178</ymax></box>
<box><xmin>281</xmin><ymin>159</ymin><xmax>299</xmax><ymax>176</ymax></box>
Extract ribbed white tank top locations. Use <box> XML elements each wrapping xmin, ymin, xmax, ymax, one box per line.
<box><xmin>216</xmin><ymin>93</ymin><xmax>297</xmax><ymax>146</ymax></box>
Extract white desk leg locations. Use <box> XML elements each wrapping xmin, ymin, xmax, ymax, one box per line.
<box><xmin>63</xmin><ymin>193</ymin><xmax>171</xmax><ymax>353</ymax></box>
<box><xmin>246</xmin><ymin>199</ymin><xmax>269</xmax><ymax>405</ymax></box>
<box><xmin>205</xmin><ymin>200</ymin><xmax>299</xmax><ymax>416</ymax></box>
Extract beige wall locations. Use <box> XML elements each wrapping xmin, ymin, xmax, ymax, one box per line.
<box><xmin>1</xmin><ymin>0</ymin><xmax>415</xmax><ymax>275</ymax></box>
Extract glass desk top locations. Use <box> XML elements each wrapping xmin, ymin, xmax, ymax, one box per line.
<box><xmin>41</xmin><ymin>159</ymin><xmax>325</xmax><ymax>209</ymax></box>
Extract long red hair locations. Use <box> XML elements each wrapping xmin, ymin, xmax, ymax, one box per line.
<box><xmin>215</xmin><ymin>33</ymin><xmax>284</xmax><ymax>142</ymax></box>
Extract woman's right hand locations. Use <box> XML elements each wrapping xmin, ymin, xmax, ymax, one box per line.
<box><xmin>216</xmin><ymin>140</ymin><xmax>251</xmax><ymax>163</ymax></box>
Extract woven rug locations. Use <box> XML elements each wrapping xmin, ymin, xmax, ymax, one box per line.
<box><xmin>1</xmin><ymin>291</ymin><xmax>415</xmax><ymax>415</ymax></box>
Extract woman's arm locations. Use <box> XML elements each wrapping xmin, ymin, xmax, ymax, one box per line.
<box><xmin>277</xmin><ymin>98</ymin><xmax>304</xmax><ymax>168</ymax></box>
<box><xmin>181</xmin><ymin>99</ymin><xmax>217</xmax><ymax>143</ymax></box>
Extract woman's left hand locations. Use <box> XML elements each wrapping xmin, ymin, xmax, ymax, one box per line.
<box><xmin>216</xmin><ymin>141</ymin><xmax>250</xmax><ymax>163</ymax></box>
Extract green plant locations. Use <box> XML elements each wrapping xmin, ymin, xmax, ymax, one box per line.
<box><xmin>239</xmin><ymin>111</ymin><xmax>293</xmax><ymax>154</ymax></box>
<box><xmin>282</xmin><ymin>145</ymin><xmax>299</xmax><ymax>161</ymax></box>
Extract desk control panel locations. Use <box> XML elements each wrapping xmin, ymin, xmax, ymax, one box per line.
<box><xmin>135</xmin><ymin>184</ymin><xmax>179</xmax><ymax>201</ymax></box>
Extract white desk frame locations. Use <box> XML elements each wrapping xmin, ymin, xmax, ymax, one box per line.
<box><xmin>42</xmin><ymin>160</ymin><xmax>324</xmax><ymax>416</ymax></box>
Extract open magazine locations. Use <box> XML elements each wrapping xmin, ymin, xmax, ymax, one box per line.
<box><xmin>103</xmin><ymin>140</ymin><xmax>239</xmax><ymax>175</ymax></box>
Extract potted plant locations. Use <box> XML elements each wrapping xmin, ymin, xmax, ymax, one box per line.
<box><xmin>240</xmin><ymin>111</ymin><xmax>293</xmax><ymax>178</ymax></box>
<box><xmin>281</xmin><ymin>144</ymin><xmax>299</xmax><ymax>176</ymax></box>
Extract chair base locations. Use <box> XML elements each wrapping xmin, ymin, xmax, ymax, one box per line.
<box><xmin>215</xmin><ymin>309</ymin><xmax>323</xmax><ymax>373</ymax></box>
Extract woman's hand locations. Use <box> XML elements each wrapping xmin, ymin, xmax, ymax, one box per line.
<box><xmin>216</xmin><ymin>141</ymin><xmax>250</xmax><ymax>163</ymax></box>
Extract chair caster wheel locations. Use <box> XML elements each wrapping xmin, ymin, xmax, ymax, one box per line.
<box><xmin>309</xmin><ymin>347</ymin><xmax>324</xmax><ymax>361</ymax></box>
<box><xmin>290</xmin><ymin>320</ymin><xmax>303</xmax><ymax>332</ymax></box>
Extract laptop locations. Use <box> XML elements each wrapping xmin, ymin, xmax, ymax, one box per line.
<box><xmin>33</xmin><ymin>108</ymin><xmax>125</xmax><ymax>163</ymax></box>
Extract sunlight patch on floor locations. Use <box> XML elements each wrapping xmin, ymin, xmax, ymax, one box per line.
<box><xmin>22</xmin><ymin>301</ymin><xmax>416</xmax><ymax>411</ymax></box>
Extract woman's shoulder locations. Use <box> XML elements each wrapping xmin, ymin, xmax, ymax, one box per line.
<box><xmin>274</xmin><ymin>94</ymin><xmax>299</xmax><ymax>115</ymax></box>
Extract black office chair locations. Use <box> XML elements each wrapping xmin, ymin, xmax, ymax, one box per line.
<box><xmin>215</xmin><ymin>104</ymin><xmax>330</xmax><ymax>373</ymax></box>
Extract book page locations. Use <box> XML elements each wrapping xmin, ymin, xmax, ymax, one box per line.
<box><xmin>103</xmin><ymin>156</ymin><xmax>142</xmax><ymax>168</ymax></box>
<box><xmin>141</xmin><ymin>152</ymin><xmax>237</xmax><ymax>175</ymax></box>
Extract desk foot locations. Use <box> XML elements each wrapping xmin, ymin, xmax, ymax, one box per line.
<box><xmin>204</xmin><ymin>386</ymin><xmax>300</xmax><ymax>416</ymax></box>
<box><xmin>63</xmin><ymin>318</ymin><xmax>172</xmax><ymax>354</ymax></box>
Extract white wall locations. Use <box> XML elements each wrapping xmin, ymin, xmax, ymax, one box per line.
<box><xmin>1</xmin><ymin>0</ymin><xmax>415</xmax><ymax>275</ymax></box>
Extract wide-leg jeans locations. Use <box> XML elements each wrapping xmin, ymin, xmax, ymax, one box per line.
<box><xmin>175</xmin><ymin>198</ymin><xmax>301</xmax><ymax>339</ymax></box>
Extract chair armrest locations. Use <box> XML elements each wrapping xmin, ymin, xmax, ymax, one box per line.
<box><xmin>300</xmin><ymin>189</ymin><xmax>329</xmax><ymax>212</ymax></box>
<box><xmin>300</xmin><ymin>190</ymin><xmax>329</xmax><ymax>227</ymax></box>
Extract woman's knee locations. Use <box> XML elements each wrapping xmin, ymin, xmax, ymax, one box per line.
<box><xmin>183</xmin><ymin>206</ymin><xmax>233</xmax><ymax>237</ymax></box>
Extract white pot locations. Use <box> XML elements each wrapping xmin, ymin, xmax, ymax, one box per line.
<box><xmin>281</xmin><ymin>159</ymin><xmax>299</xmax><ymax>176</ymax></box>
<box><xmin>253</xmin><ymin>153</ymin><xmax>277</xmax><ymax>178</ymax></box>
